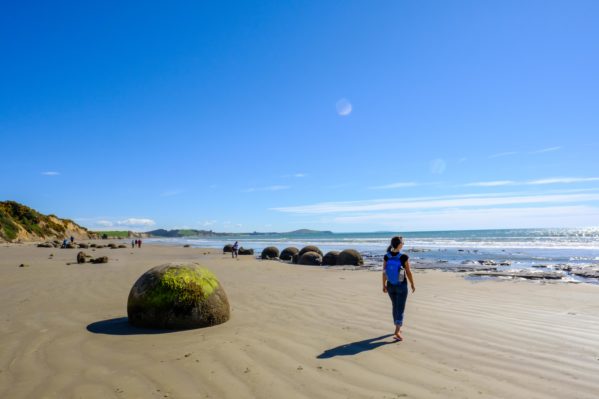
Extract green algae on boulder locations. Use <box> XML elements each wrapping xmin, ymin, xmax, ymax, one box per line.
<box><xmin>127</xmin><ymin>263</ymin><xmax>230</xmax><ymax>329</ymax></box>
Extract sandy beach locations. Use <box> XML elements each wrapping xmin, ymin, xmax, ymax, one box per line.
<box><xmin>1</xmin><ymin>242</ymin><xmax>598</xmax><ymax>399</ymax></box>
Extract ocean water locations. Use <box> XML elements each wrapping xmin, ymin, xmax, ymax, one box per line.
<box><xmin>147</xmin><ymin>228</ymin><xmax>599</xmax><ymax>282</ymax></box>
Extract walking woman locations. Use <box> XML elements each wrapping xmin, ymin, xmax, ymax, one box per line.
<box><xmin>382</xmin><ymin>236</ymin><xmax>415</xmax><ymax>341</ymax></box>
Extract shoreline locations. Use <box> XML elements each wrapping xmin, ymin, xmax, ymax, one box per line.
<box><xmin>1</xmin><ymin>244</ymin><xmax>599</xmax><ymax>398</ymax></box>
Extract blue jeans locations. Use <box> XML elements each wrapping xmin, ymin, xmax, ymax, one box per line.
<box><xmin>387</xmin><ymin>281</ymin><xmax>408</xmax><ymax>326</ymax></box>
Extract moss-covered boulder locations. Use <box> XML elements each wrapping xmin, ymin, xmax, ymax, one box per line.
<box><xmin>299</xmin><ymin>245</ymin><xmax>323</xmax><ymax>257</ymax></box>
<box><xmin>280</xmin><ymin>247</ymin><xmax>299</xmax><ymax>261</ymax></box>
<box><xmin>127</xmin><ymin>263</ymin><xmax>230</xmax><ymax>329</ymax></box>
<box><xmin>322</xmin><ymin>251</ymin><xmax>340</xmax><ymax>266</ymax></box>
<box><xmin>223</xmin><ymin>244</ymin><xmax>233</xmax><ymax>253</ymax></box>
<box><xmin>298</xmin><ymin>251</ymin><xmax>323</xmax><ymax>266</ymax></box>
<box><xmin>337</xmin><ymin>249</ymin><xmax>364</xmax><ymax>266</ymax></box>
<box><xmin>261</xmin><ymin>246</ymin><xmax>280</xmax><ymax>259</ymax></box>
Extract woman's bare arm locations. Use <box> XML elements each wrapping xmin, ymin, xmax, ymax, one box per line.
<box><xmin>405</xmin><ymin>260</ymin><xmax>415</xmax><ymax>293</ymax></box>
<box><xmin>382</xmin><ymin>259</ymin><xmax>388</xmax><ymax>292</ymax></box>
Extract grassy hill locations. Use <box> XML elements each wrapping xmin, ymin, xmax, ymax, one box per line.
<box><xmin>0</xmin><ymin>201</ymin><xmax>95</xmax><ymax>242</ymax></box>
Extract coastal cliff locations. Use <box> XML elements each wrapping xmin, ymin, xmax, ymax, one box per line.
<box><xmin>0</xmin><ymin>201</ymin><xmax>95</xmax><ymax>242</ymax></box>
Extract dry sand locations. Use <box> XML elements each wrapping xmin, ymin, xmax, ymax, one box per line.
<box><xmin>1</xmin><ymin>243</ymin><xmax>598</xmax><ymax>399</ymax></box>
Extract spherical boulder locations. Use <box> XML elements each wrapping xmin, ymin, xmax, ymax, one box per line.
<box><xmin>76</xmin><ymin>251</ymin><xmax>87</xmax><ymax>264</ymax></box>
<box><xmin>261</xmin><ymin>246</ymin><xmax>280</xmax><ymax>260</ymax></box>
<box><xmin>299</xmin><ymin>245</ymin><xmax>323</xmax><ymax>257</ymax></box>
<box><xmin>127</xmin><ymin>263</ymin><xmax>230</xmax><ymax>329</ymax></box>
<box><xmin>337</xmin><ymin>249</ymin><xmax>364</xmax><ymax>266</ymax></box>
<box><xmin>223</xmin><ymin>244</ymin><xmax>233</xmax><ymax>253</ymax></box>
<box><xmin>280</xmin><ymin>247</ymin><xmax>299</xmax><ymax>261</ymax></box>
<box><xmin>238</xmin><ymin>247</ymin><xmax>254</xmax><ymax>255</ymax></box>
<box><xmin>298</xmin><ymin>251</ymin><xmax>323</xmax><ymax>266</ymax></box>
<box><xmin>322</xmin><ymin>251</ymin><xmax>340</xmax><ymax>266</ymax></box>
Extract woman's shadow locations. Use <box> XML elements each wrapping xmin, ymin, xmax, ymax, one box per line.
<box><xmin>317</xmin><ymin>334</ymin><xmax>396</xmax><ymax>359</ymax></box>
<box><xmin>86</xmin><ymin>317</ymin><xmax>177</xmax><ymax>335</ymax></box>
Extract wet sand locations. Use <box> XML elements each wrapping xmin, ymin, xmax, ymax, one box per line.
<box><xmin>1</xmin><ymin>243</ymin><xmax>598</xmax><ymax>398</ymax></box>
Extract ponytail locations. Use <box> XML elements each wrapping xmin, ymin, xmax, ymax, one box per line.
<box><xmin>387</xmin><ymin>236</ymin><xmax>403</xmax><ymax>252</ymax></box>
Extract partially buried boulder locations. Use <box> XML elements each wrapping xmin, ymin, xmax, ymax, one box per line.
<box><xmin>78</xmin><ymin>243</ymin><xmax>89</xmax><ymax>249</ymax></box>
<box><xmin>299</xmin><ymin>245</ymin><xmax>323</xmax><ymax>257</ymax></box>
<box><xmin>322</xmin><ymin>251</ymin><xmax>339</xmax><ymax>266</ymax></box>
<box><xmin>118</xmin><ymin>244</ymin><xmax>127</xmax><ymax>248</ymax></box>
<box><xmin>37</xmin><ymin>242</ymin><xmax>53</xmax><ymax>248</ymax></box>
<box><xmin>90</xmin><ymin>256</ymin><xmax>108</xmax><ymax>264</ymax></box>
<box><xmin>261</xmin><ymin>246</ymin><xmax>280</xmax><ymax>260</ymax></box>
<box><xmin>280</xmin><ymin>247</ymin><xmax>299</xmax><ymax>261</ymax></box>
<box><xmin>76</xmin><ymin>251</ymin><xmax>87</xmax><ymax>264</ymax></box>
<box><xmin>238</xmin><ymin>247</ymin><xmax>254</xmax><ymax>255</ymax></box>
<box><xmin>108</xmin><ymin>243</ymin><xmax>118</xmax><ymax>249</ymax></box>
<box><xmin>337</xmin><ymin>249</ymin><xmax>364</xmax><ymax>266</ymax></box>
<box><xmin>223</xmin><ymin>244</ymin><xmax>233</xmax><ymax>253</ymax></box>
<box><xmin>127</xmin><ymin>263</ymin><xmax>230</xmax><ymax>329</ymax></box>
<box><xmin>298</xmin><ymin>251</ymin><xmax>323</xmax><ymax>266</ymax></box>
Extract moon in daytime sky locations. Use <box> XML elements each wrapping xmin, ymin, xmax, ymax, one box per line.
<box><xmin>336</xmin><ymin>98</ymin><xmax>352</xmax><ymax>116</ymax></box>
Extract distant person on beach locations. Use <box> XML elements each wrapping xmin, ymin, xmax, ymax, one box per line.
<box><xmin>70</xmin><ymin>236</ymin><xmax>74</xmax><ymax>244</ymax></box>
<box><xmin>138</xmin><ymin>239</ymin><xmax>142</xmax><ymax>248</ymax></box>
<box><xmin>382</xmin><ymin>236</ymin><xmax>415</xmax><ymax>341</ymax></box>
<box><xmin>232</xmin><ymin>241</ymin><xmax>239</xmax><ymax>259</ymax></box>
<box><xmin>62</xmin><ymin>239</ymin><xmax>68</xmax><ymax>248</ymax></box>
<box><xmin>131</xmin><ymin>240</ymin><xmax>135</xmax><ymax>248</ymax></box>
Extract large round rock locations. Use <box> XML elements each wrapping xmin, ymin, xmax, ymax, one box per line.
<box><xmin>261</xmin><ymin>246</ymin><xmax>280</xmax><ymax>259</ymax></box>
<box><xmin>298</xmin><ymin>251</ymin><xmax>323</xmax><ymax>266</ymax></box>
<box><xmin>223</xmin><ymin>244</ymin><xmax>233</xmax><ymax>253</ymax></box>
<box><xmin>280</xmin><ymin>247</ymin><xmax>299</xmax><ymax>261</ymax></box>
<box><xmin>322</xmin><ymin>251</ymin><xmax>339</xmax><ymax>266</ymax></box>
<box><xmin>299</xmin><ymin>245</ymin><xmax>323</xmax><ymax>257</ymax></box>
<box><xmin>127</xmin><ymin>263</ymin><xmax>230</xmax><ymax>329</ymax></box>
<box><xmin>337</xmin><ymin>249</ymin><xmax>364</xmax><ymax>266</ymax></box>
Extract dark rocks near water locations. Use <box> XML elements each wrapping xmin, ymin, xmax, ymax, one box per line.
<box><xmin>90</xmin><ymin>256</ymin><xmax>108</xmax><ymax>264</ymax></box>
<box><xmin>238</xmin><ymin>247</ymin><xmax>254</xmax><ymax>255</ymax></box>
<box><xmin>183</xmin><ymin>244</ymin><xmax>191</xmax><ymax>248</ymax></box>
<box><xmin>571</xmin><ymin>269</ymin><xmax>599</xmax><ymax>279</ymax></box>
<box><xmin>337</xmin><ymin>249</ymin><xmax>364</xmax><ymax>266</ymax></box>
<box><xmin>469</xmin><ymin>271</ymin><xmax>563</xmax><ymax>280</ymax></box>
<box><xmin>261</xmin><ymin>246</ymin><xmax>280</xmax><ymax>260</ymax></box>
<box><xmin>280</xmin><ymin>247</ymin><xmax>299</xmax><ymax>261</ymax></box>
<box><xmin>223</xmin><ymin>244</ymin><xmax>233</xmax><ymax>253</ymax></box>
<box><xmin>127</xmin><ymin>263</ymin><xmax>230</xmax><ymax>329</ymax></box>
<box><xmin>322</xmin><ymin>251</ymin><xmax>339</xmax><ymax>266</ymax></box>
<box><xmin>298</xmin><ymin>251</ymin><xmax>323</xmax><ymax>266</ymax></box>
<box><xmin>299</xmin><ymin>246</ymin><xmax>323</xmax><ymax>257</ymax></box>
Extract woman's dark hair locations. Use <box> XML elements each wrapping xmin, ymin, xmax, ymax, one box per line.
<box><xmin>387</xmin><ymin>236</ymin><xmax>403</xmax><ymax>252</ymax></box>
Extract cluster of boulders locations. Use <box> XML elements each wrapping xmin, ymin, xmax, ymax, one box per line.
<box><xmin>76</xmin><ymin>251</ymin><xmax>108</xmax><ymax>264</ymax></box>
<box><xmin>222</xmin><ymin>245</ymin><xmax>254</xmax><ymax>255</ymax></box>
<box><xmin>259</xmin><ymin>245</ymin><xmax>364</xmax><ymax>266</ymax></box>
<box><xmin>37</xmin><ymin>241</ymin><xmax>128</xmax><ymax>249</ymax></box>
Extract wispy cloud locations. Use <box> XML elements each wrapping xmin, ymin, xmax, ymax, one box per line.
<box><xmin>244</xmin><ymin>185</ymin><xmax>290</xmax><ymax>193</ymax></box>
<box><xmin>161</xmin><ymin>189</ymin><xmax>184</xmax><ymax>197</ymax></box>
<box><xmin>530</xmin><ymin>146</ymin><xmax>561</xmax><ymax>154</ymax></box>
<box><xmin>430</xmin><ymin>158</ymin><xmax>446</xmax><ymax>174</ymax></box>
<box><xmin>488</xmin><ymin>151</ymin><xmax>517</xmax><ymax>159</ymax></box>
<box><xmin>369</xmin><ymin>182</ymin><xmax>419</xmax><ymax>190</ymax></box>
<box><xmin>199</xmin><ymin>220</ymin><xmax>217</xmax><ymax>227</ymax></box>
<box><xmin>272</xmin><ymin>191</ymin><xmax>599</xmax><ymax>214</ymax></box>
<box><xmin>41</xmin><ymin>171</ymin><xmax>60</xmax><ymax>176</ymax></box>
<box><xmin>464</xmin><ymin>180</ymin><xmax>516</xmax><ymax>187</ymax></box>
<box><xmin>117</xmin><ymin>218</ymin><xmax>156</xmax><ymax>227</ymax></box>
<box><xmin>96</xmin><ymin>220</ymin><xmax>114</xmax><ymax>227</ymax></box>
<box><xmin>527</xmin><ymin>177</ymin><xmax>599</xmax><ymax>185</ymax></box>
<box><xmin>464</xmin><ymin>177</ymin><xmax>599</xmax><ymax>187</ymax></box>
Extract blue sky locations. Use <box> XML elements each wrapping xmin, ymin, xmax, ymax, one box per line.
<box><xmin>1</xmin><ymin>1</ymin><xmax>598</xmax><ymax>232</ymax></box>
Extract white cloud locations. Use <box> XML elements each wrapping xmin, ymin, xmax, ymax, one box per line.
<box><xmin>41</xmin><ymin>171</ymin><xmax>60</xmax><ymax>176</ymax></box>
<box><xmin>161</xmin><ymin>190</ymin><xmax>184</xmax><ymax>197</ymax></box>
<box><xmin>464</xmin><ymin>180</ymin><xmax>517</xmax><ymax>187</ymax></box>
<box><xmin>463</xmin><ymin>177</ymin><xmax>599</xmax><ymax>187</ymax></box>
<box><xmin>117</xmin><ymin>218</ymin><xmax>156</xmax><ymax>227</ymax></box>
<box><xmin>331</xmin><ymin>205</ymin><xmax>599</xmax><ymax>231</ymax></box>
<box><xmin>370</xmin><ymin>182</ymin><xmax>419</xmax><ymax>190</ymax></box>
<box><xmin>336</xmin><ymin>98</ymin><xmax>352</xmax><ymax>116</ymax></box>
<box><xmin>272</xmin><ymin>191</ymin><xmax>599</xmax><ymax>214</ymax></box>
<box><xmin>200</xmin><ymin>220</ymin><xmax>216</xmax><ymax>227</ymax></box>
<box><xmin>527</xmin><ymin>177</ymin><xmax>599</xmax><ymax>185</ymax></box>
<box><xmin>430</xmin><ymin>159</ymin><xmax>446</xmax><ymax>174</ymax></box>
<box><xmin>96</xmin><ymin>220</ymin><xmax>114</xmax><ymax>227</ymax></box>
<box><xmin>489</xmin><ymin>151</ymin><xmax>517</xmax><ymax>159</ymax></box>
<box><xmin>530</xmin><ymin>146</ymin><xmax>561</xmax><ymax>154</ymax></box>
<box><xmin>244</xmin><ymin>185</ymin><xmax>290</xmax><ymax>193</ymax></box>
